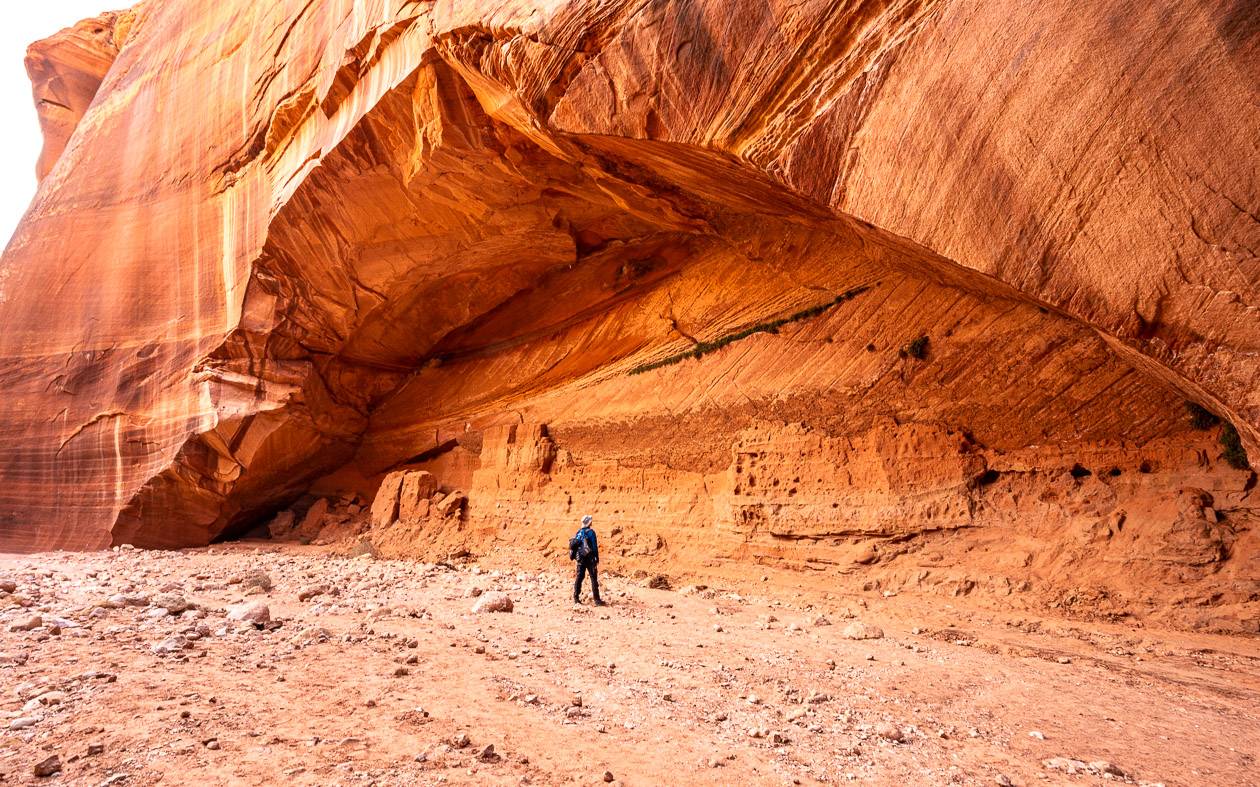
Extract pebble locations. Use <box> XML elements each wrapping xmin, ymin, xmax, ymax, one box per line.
<box><xmin>603</xmin><ymin>770</ymin><xmax>615</xmax><ymax>782</ymax></box>
<box><xmin>9</xmin><ymin>716</ymin><xmax>40</xmax><ymax>730</ymax></box>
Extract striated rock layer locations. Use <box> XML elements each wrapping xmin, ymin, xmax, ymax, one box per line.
<box><xmin>0</xmin><ymin>1</ymin><xmax>1257</xmax><ymax>628</ymax></box>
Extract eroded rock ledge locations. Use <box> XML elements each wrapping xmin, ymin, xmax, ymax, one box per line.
<box><xmin>0</xmin><ymin>0</ymin><xmax>1256</xmax><ymax>631</ymax></box>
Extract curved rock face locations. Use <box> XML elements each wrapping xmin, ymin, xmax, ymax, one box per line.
<box><xmin>0</xmin><ymin>1</ymin><xmax>1257</xmax><ymax>627</ymax></box>
<box><xmin>24</xmin><ymin>11</ymin><xmax>132</xmax><ymax>183</ymax></box>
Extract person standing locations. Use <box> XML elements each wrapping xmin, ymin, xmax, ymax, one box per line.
<box><xmin>570</xmin><ymin>515</ymin><xmax>604</xmax><ymax>605</ymax></box>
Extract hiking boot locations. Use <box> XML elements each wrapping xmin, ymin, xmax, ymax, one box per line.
<box><xmin>594</xmin><ymin>599</ymin><xmax>606</xmax><ymax>607</ymax></box>
<box><xmin>573</xmin><ymin>598</ymin><xmax>582</xmax><ymax>605</ymax></box>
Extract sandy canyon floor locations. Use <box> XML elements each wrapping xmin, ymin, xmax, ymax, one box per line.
<box><xmin>1</xmin><ymin>544</ymin><xmax>1258</xmax><ymax>786</ymax></box>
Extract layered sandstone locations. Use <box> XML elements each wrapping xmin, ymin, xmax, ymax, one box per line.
<box><xmin>0</xmin><ymin>0</ymin><xmax>1257</xmax><ymax>629</ymax></box>
<box><xmin>24</xmin><ymin>10</ymin><xmax>132</xmax><ymax>183</ymax></box>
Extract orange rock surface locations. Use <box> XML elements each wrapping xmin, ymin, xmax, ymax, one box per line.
<box><xmin>0</xmin><ymin>1</ymin><xmax>1257</xmax><ymax>629</ymax></box>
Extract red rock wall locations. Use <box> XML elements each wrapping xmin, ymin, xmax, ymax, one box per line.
<box><xmin>24</xmin><ymin>11</ymin><xmax>131</xmax><ymax>183</ymax></box>
<box><xmin>0</xmin><ymin>0</ymin><xmax>1256</xmax><ymax>627</ymax></box>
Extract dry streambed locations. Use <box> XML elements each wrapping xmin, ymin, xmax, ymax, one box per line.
<box><xmin>1</xmin><ymin>544</ymin><xmax>1257</xmax><ymax>786</ymax></box>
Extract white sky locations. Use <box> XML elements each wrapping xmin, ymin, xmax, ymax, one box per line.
<box><xmin>0</xmin><ymin>3</ymin><xmax>119</xmax><ymax>250</ymax></box>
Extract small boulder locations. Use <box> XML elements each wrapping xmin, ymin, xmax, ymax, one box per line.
<box><xmin>152</xmin><ymin>636</ymin><xmax>189</xmax><ymax>654</ymax></box>
<box><xmin>477</xmin><ymin>743</ymin><xmax>501</xmax><ymax>763</ymax></box>
<box><xmin>266</xmin><ymin>510</ymin><xmax>297</xmax><ymax>539</ymax></box>
<box><xmin>370</xmin><ymin>471</ymin><xmax>407</xmax><ymax>527</ymax></box>
<box><xmin>227</xmin><ymin>601</ymin><xmax>271</xmax><ymax>626</ymax></box>
<box><xmin>33</xmin><ymin>755</ymin><xmax>61</xmax><ymax>778</ymax></box>
<box><xmin>297</xmin><ymin>498</ymin><xmax>330</xmax><ymax>538</ymax></box>
<box><xmin>435</xmin><ymin>491</ymin><xmax>467</xmax><ymax>518</ymax></box>
<box><xmin>399</xmin><ymin>472</ymin><xmax>440</xmax><ymax>522</ymax></box>
<box><xmin>297</xmin><ymin>584</ymin><xmax>328</xmax><ymax>602</ymax></box>
<box><xmin>842</xmin><ymin>621</ymin><xmax>884</xmax><ymax>640</ymax></box>
<box><xmin>228</xmin><ymin>569</ymin><xmax>272</xmax><ymax>592</ymax></box>
<box><xmin>9</xmin><ymin>614</ymin><xmax>42</xmax><ymax>632</ymax></box>
<box><xmin>348</xmin><ymin>539</ymin><xmax>379</xmax><ymax>559</ymax></box>
<box><xmin>151</xmin><ymin>593</ymin><xmax>190</xmax><ymax>614</ymax></box>
<box><xmin>875</xmin><ymin>722</ymin><xmax>904</xmax><ymax>743</ymax></box>
<box><xmin>473</xmin><ymin>592</ymin><xmax>513</xmax><ymax>613</ymax></box>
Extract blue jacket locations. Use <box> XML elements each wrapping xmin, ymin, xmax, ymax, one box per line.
<box><xmin>570</xmin><ymin>526</ymin><xmax>598</xmax><ymax>563</ymax></box>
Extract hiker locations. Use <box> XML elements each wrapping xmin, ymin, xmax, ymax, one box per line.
<box><xmin>569</xmin><ymin>515</ymin><xmax>604</xmax><ymax>606</ymax></box>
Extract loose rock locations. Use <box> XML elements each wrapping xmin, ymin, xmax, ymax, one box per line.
<box><xmin>472</xmin><ymin>591</ymin><xmax>514</xmax><ymax>613</ymax></box>
<box><xmin>227</xmin><ymin>601</ymin><xmax>271</xmax><ymax>625</ymax></box>
<box><xmin>9</xmin><ymin>614</ymin><xmax>42</xmax><ymax>632</ymax></box>
<box><xmin>842</xmin><ymin>621</ymin><xmax>884</xmax><ymax>640</ymax></box>
<box><xmin>33</xmin><ymin>755</ymin><xmax>61</xmax><ymax>778</ymax></box>
<box><xmin>875</xmin><ymin>722</ymin><xmax>904</xmax><ymax>742</ymax></box>
<box><xmin>151</xmin><ymin>592</ymin><xmax>190</xmax><ymax>613</ymax></box>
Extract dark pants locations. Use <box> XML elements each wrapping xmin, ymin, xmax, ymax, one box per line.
<box><xmin>574</xmin><ymin>559</ymin><xmax>601</xmax><ymax>603</ymax></box>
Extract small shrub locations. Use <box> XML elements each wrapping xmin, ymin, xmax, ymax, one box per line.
<box><xmin>1185</xmin><ymin>401</ymin><xmax>1220</xmax><ymax>430</ymax></box>
<box><xmin>1220</xmin><ymin>423</ymin><xmax>1251</xmax><ymax>470</ymax></box>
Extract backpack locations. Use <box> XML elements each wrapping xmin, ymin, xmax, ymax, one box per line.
<box><xmin>570</xmin><ymin>530</ymin><xmax>593</xmax><ymax>560</ymax></box>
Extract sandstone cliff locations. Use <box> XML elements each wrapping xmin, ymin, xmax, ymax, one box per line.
<box><xmin>1</xmin><ymin>0</ymin><xmax>1257</xmax><ymax>630</ymax></box>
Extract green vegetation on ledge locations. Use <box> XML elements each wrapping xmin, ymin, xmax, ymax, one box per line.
<box><xmin>627</xmin><ymin>285</ymin><xmax>871</xmax><ymax>376</ymax></box>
